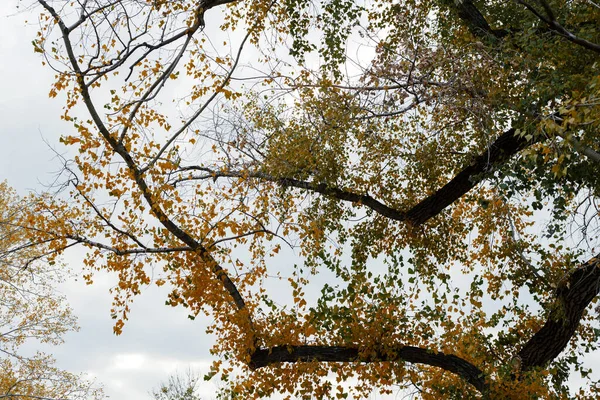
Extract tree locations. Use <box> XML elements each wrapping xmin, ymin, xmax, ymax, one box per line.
<box><xmin>0</xmin><ymin>181</ymin><xmax>104</xmax><ymax>399</ymax></box>
<box><xmin>20</xmin><ymin>0</ymin><xmax>600</xmax><ymax>397</ymax></box>
<box><xmin>150</xmin><ymin>369</ymin><xmax>204</xmax><ymax>400</ymax></box>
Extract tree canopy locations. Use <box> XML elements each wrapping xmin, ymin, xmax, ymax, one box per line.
<box><xmin>17</xmin><ymin>0</ymin><xmax>600</xmax><ymax>397</ymax></box>
<box><xmin>151</xmin><ymin>369</ymin><xmax>204</xmax><ymax>400</ymax></box>
<box><xmin>0</xmin><ymin>181</ymin><xmax>104</xmax><ymax>399</ymax></box>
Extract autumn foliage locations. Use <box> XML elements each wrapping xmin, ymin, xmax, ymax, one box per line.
<box><xmin>14</xmin><ymin>0</ymin><xmax>600</xmax><ymax>398</ymax></box>
<box><xmin>0</xmin><ymin>181</ymin><xmax>104</xmax><ymax>399</ymax></box>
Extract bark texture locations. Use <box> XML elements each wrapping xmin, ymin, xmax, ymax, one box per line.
<box><xmin>519</xmin><ymin>255</ymin><xmax>600</xmax><ymax>370</ymax></box>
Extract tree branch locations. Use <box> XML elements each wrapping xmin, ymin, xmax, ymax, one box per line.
<box><xmin>556</xmin><ymin>132</ymin><xmax>600</xmax><ymax>164</ymax></box>
<box><xmin>518</xmin><ymin>253</ymin><xmax>600</xmax><ymax>370</ymax></box>
<box><xmin>178</xmin><ymin>128</ymin><xmax>533</xmax><ymax>226</ymax></box>
<box><xmin>445</xmin><ymin>0</ymin><xmax>508</xmax><ymax>39</ymax></box>
<box><xmin>174</xmin><ymin>166</ymin><xmax>407</xmax><ymax>221</ymax></box>
<box><xmin>37</xmin><ymin>0</ymin><xmax>251</xmax><ymax>324</ymax></box>
<box><xmin>249</xmin><ymin>345</ymin><xmax>488</xmax><ymax>393</ymax></box>
<box><xmin>404</xmin><ymin>128</ymin><xmax>532</xmax><ymax>225</ymax></box>
<box><xmin>516</xmin><ymin>0</ymin><xmax>600</xmax><ymax>54</ymax></box>
<box><xmin>447</xmin><ymin>0</ymin><xmax>600</xmax><ymax>54</ymax></box>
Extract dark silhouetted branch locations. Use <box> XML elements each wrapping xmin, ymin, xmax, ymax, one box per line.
<box><xmin>249</xmin><ymin>345</ymin><xmax>488</xmax><ymax>393</ymax></box>
<box><xmin>178</xmin><ymin>128</ymin><xmax>533</xmax><ymax>226</ymax></box>
<box><xmin>519</xmin><ymin>254</ymin><xmax>600</xmax><ymax>370</ymax></box>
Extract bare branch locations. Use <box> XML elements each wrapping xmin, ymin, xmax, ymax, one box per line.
<box><xmin>67</xmin><ymin>234</ymin><xmax>193</xmax><ymax>256</ymax></box>
<box><xmin>140</xmin><ymin>29</ymin><xmax>252</xmax><ymax>173</ymax></box>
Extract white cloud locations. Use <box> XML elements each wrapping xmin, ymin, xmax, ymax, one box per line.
<box><xmin>112</xmin><ymin>353</ymin><xmax>147</xmax><ymax>370</ymax></box>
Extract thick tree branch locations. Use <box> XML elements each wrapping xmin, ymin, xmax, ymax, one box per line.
<box><xmin>444</xmin><ymin>0</ymin><xmax>508</xmax><ymax>39</ymax></box>
<box><xmin>557</xmin><ymin>132</ymin><xmax>600</xmax><ymax>164</ymax></box>
<box><xmin>405</xmin><ymin>128</ymin><xmax>532</xmax><ymax>225</ymax></box>
<box><xmin>518</xmin><ymin>253</ymin><xmax>600</xmax><ymax>370</ymax></box>
<box><xmin>249</xmin><ymin>345</ymin><xmax>488</xmax><ymax>393</ymax></box>
<box><xmin>284</xmin><ymin>127</ymin><xmax>530</xmax><ymax>226</ymax></box>
<box><xmin>447</xmin><ymin>0</ymin><xmax>600</xmax><ymax>54</ymax></box>
<box><xmin>516</xmin><ymin>0</ymin><xmax>600</xmax><ymax>54</ymax></box>
<box><xmin>178</xmin><ymin>128</ymin><xmax>533</xmax><ymax>226</ymax></box>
